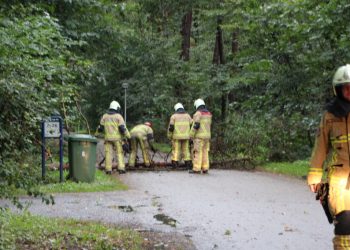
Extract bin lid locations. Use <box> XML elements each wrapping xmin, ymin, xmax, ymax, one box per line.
<box><xmin>68</xmin><ymin>134</ymin><xmax>98</xmax><ymax>142</ymax></box>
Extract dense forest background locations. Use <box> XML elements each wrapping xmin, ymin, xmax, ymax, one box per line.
<box><xmin>1</xmin><ymin>0</ymin><xmax>350</xmax><ymax>200</ymax></box>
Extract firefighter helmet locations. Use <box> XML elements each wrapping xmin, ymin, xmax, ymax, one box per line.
<box><xmin>174</xmin><ymin>103</ymin><xmax>184</xmax><ymax>111</ymax></box>
<box><xmin>144</xmin><ymin>121</ymin><xmax>152</xmax><ymax>127</ymax></box>
<box><xmin>109</xmin><ymin>100</ymin><xmax>121</xmax><ymax>110</ymax></box>
<box><xmin>194</xmin><ymin>99</ymin><xmax>205</xmax><ymax>109</ymax></box>
<box><xmin>333</xmin><ymin>64</ymin><xmax>350</xmax><ymax>96</ymax></box>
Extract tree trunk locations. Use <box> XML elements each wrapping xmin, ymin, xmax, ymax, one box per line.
<box><xmin>221</xmin><ymin>93</ymin><xmax>228</xmax><ymax>121</ymax></box>
<box><xmin>213</xmin><ymin>16</ymin><xmax>224</xmax><ymax>65</ymax></box>
<box><xmin>212</xmin><ymin>16</ymin><xmax>227</xmax><ymax>121</ymax></box>
<box><xmin>231</xmin><ymin>29</ymin><xmax>239</xmax><ymax>55</ymax></box>
<box><xmin>180</xmin><ymin>11</ymin><xmax>193</xmax><ymax>61</ymax></box>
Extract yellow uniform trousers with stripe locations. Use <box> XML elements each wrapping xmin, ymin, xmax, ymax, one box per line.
<box><xmin>171</xmin><ymin>139</ymin><xmax>191</xmax><ymax>162</ymax></box>
<box><xmin>329</xmin><ymin>171</ymin><xmax>350</xmax><ymax>250</ymax></box>
<box><xmin>334</xmin><ymin>235</ymin><xmax>350</xmax><ymax>250</ymax></box>
<box><xmin>104</xmin><ymin>140</ymin><xmax>125</xmax><ymax>171</ymax></box>
<box><xmin>192</xmin><ymin>138</ymin><xmax>210</xmax><ymax>172</ymax></box>
<box><xmin>128</xmin><ymin>137</ymin><xmax>150</xmax><ymax>167</ymax></box>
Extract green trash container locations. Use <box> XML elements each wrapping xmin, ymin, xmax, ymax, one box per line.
<box><xmin>68</xmin><ymin>134</ymin><xmax>98</xmax><ymax>182</ymax></box>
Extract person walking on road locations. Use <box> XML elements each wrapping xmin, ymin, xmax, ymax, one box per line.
<box><xmin>128</xmin><ymin>122</ymin><xmax>155</xmax><ymax>167</ymax></box>
<box><xmin>189</xmin><ymin>98</ymin><xmax>212</xmax><ymax>174</ymax></box>
<box><xmin>308</xmin><ymin>64</ymin><xmax>350</xmax><ymax>249</ymax></box>
<box><xmin>99</xmin><ymin>100</ymin><xmax>130</xmax><ymax>174</ymax></box>
<box><xmin>167</xmin><ymin>103</ymin><xmax>192</xmax><ymax>169</ymax></box>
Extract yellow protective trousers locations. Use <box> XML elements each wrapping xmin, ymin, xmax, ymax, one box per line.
<box><xmin>329</xmin><ymin>182</ymin><xmax>350</xmax><ymax>217</ymax></box>
<box><xmin>333</xmin><ymin>235</ymin><xmax>350</xmax><ymax>250</ymax></box>
<box><xmin>328</xmin><ymin>172</ymin><xmax>350</xmax><ymax>250</ymax></box>
<box><xmin>171</xmin><ymin>139</ymin><xmax>191</xmax><ymax>162</ymax></box>
<box><xmin>104</xmin><ymin>140</ymin><xmax>124</xmax><ymax>171</ymax></box>
<box><xmin>128</xmin><ymin>137</ymin><xmax>150</xmax><ymax>167</ymax></box>
<box><xmin>192</xmin><ymin>138</ymin><xmax>210</xmax><ymax>172</ymax></box>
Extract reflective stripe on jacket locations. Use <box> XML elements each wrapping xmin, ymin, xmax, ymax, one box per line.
<box><xmin>100</xmin><ymin>113</ymin><xmax>129</xmax><ymax>141</ymax></box>
<box><xmin>168</xmin><ymin>112</ymin><xmax>192</xmax><ymax>140</ymax></box>
<box><xmin>190</xmin><ymin>110</ymin><xmax>212</xmax><ymax>139</ymax></box>
<box><xmin>308</xmin><ymin>111</ymin><xmax>350</xmax><ymax>186</ymax></box>
<box><xmin>130</xmin><ymin>124</ymin><xmax>153</xmax><ymax>140</ymax></box>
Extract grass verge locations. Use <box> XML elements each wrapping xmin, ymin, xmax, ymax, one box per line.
<box><xmin>0</xmin><ymin>210</ymin><xmax>142</xmax><ymax>250</ymax></box>
<box><xmin>39</xmin><ymin>169</ymin><xmax>127</xmax><ymax>194</ymax></box>
<box><xmin>153</xmin><ymin>142</ymin><xmax>171</xmax><ymax>153</ymax></box>
<box><xmin>260</xmin><ymin>160</ymin><xmax>309</xmax><ymax>178</ymax></box>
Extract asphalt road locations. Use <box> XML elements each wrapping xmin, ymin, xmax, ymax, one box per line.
<box><xmin>2</xmin><ymin>170</ymin><xmax>333</xmax><ymax>250</ymax></box>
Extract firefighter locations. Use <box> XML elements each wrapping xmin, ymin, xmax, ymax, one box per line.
<box><xmin>128</xmin><ymin>122</ymin><xmax>155</xmax><ymax>167</ymax></box>
<box><xmin>308</xmin><ymin>64</ymin><xmax>350</xmax><ymax>249</ymax></box>
<box><xmin>189</xmin><ymin>98</ymin><xmax>212</xmax><ymax>174</ymax></box>
<box><xmin>99</xmin><ymin>100</ymin><xmax>130</xmax><ymax>174</ymax></box>
<box><xmin>167</xmin><ymin>103</ymin><xmax>192</xmax><ymax>169</ymax></box>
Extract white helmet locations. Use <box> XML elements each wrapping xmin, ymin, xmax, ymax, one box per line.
<box><xmin>174</xmin><ymin>103</ymin><xmax>184</xmax><ymax>111</ymax></box>
<box><xmin>333</xmin><ymin>64</ymin><xmax>350</xmax><ymax>95</ymax></box>
<box><xmin>194</xmin><ymin>98</ymin><xmax>205</xmax><ymax>109</ymax></box>
<box><xmin>109</xmin><ymin>100</ymin><xmax>121</xmax><ymax>110</ymax></box>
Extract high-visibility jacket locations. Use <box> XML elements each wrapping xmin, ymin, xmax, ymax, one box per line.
<box><xmin>167</xmin><ymin>111</ymin><xmax>192</xmax><ymax>140</ymax></box>
<box><xmin>190</xmin><ymin>109</ymin><xmax>212</xmax><ymax>139</ymax></box>
<box><xmin>130</xmin><ymin>124</ymin><xmax>153</xmax><ymax>140</ymax></box>
<box><xmin>308</xmin><ymin>111</ymin><xmax>350</xmax><ymax>187</ymax></box>
<box><xmin>100</xmin><ymin>113</ymin><xmax>130</xmax><ymax>141</ymax></box>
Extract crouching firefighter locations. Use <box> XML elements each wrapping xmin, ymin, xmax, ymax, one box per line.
<box><xmin>99</xmin><ymin>100</ymin><xmax>130</xmax><ymax>174</ymax></box>
<box><xmin>308</xmin><ymin>64</ymin><xmax>350</xmax><ymax>249</ymax></box>
<box><xmin>167</xmin><ymin>103</ymin><xmax>192</xmax><ymax>169</ymax></box>
<box><xmin>128</xmin><ymin>122</ymin><xmax>155</xmax><ymax>167</ymax></box>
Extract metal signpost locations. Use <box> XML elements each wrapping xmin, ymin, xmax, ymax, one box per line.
<box><xmin>41</xmin><ymin>114</ymin><xmax>64</xmax><ymax>182</ymax></box>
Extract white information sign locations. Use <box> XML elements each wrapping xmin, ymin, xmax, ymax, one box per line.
<box><xmin>44</xmin><ymin>121</ymin><xmax>60</xmax><ymax>138</ymax></box>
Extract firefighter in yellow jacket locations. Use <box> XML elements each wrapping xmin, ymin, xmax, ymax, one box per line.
<box><xmin>308</xmin><ymin>64</ymin><xmax>350</xmax><ymax>249</ymax></box>
<box><xmin>189</xmin><ymin>98</ymin><xmax>212</xmax><ymax>174</ymax></box>
<box><xmin>128</xmin><ymin>122</ymin><xmax>155</xmax><ymax>167</ymax></box>
<box><xmin>167</xmin><ymin>103</ymin><xmax>192</xmax><ymax>169</ymax></box>
<box><xmin>99</xmin><ymin>100</ymin><xmax>130</xmax><ymax>174</ymax></box>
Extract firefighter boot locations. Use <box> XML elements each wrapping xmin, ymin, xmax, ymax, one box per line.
<box><xmin>118</xmin><ymin>169</ymin><xmax>126</xmax><ymax>174</ymax></box>
<box><xmin>185</xmin><ymin>161</ymin><xmax>192</xmax><ymax>170</ymax></box>
<box><xmin>189</xmin><ymin>169</ymin><xmax>201</xmax><ymax>174</ymax></box>
<box><xmin>171</xmin><ymin>160</ymin><xmax>179</xmax><ymax>169</ymax></box>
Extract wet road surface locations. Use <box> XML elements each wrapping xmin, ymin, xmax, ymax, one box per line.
<box><xmin>3</xmin><ymin>170</ymin><xmax>333</xmax><ymax>250</ymax></box>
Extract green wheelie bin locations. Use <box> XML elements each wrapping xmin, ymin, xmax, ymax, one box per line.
<box><xmin>68</xmin><ymin>134</ymin><xmax>98</xmax><ymax>182</ymax></box>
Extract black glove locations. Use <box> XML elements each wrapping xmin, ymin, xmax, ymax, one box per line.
<box><xmin>97</xmin><ymin>125</ymin><xmax>104</xmax><ymax>133</ymax></box>
<box><xmin>122</xmin><ymin>139</ymin><xmax>130</xmax><ymax>153</ymax></box>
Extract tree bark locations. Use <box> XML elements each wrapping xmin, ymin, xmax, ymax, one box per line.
<box><xmin>221</xmin><ymin>93</ymin><xmax>228</xmax><ymax>122</ymax></box>
<box><xmin>213</xmin><ymin>16</ymin><xmax>224</xmax><ymax>65</ymax></box>
<box><xmin>180</xmin><ymin>11</ymin><xmax>193</xmax><ymax>61</ymax></box>
<box><xmin>212</xmin><ymin>16</ymin><xmax>227</xmax><ymax>121</ymax></box>
<box><xmin>231</xmin><ymin>29</ymin><xmax>239</xmax><ymax>55</ymax></box>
